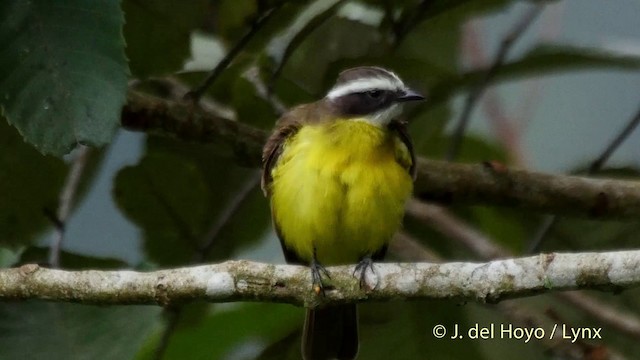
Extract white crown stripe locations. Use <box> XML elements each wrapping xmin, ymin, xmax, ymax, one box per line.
<box><xmin>326</xmin><ymin>77</ymin><xmax>405</xmax><ymax>99</ymax></box>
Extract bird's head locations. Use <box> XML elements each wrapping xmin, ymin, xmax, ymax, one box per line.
<box><xmin>325</xmin><ymin>66</ymin><xmax>424</xmax><ymax>126</ymax></box>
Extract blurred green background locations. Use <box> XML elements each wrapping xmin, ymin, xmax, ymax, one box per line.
<box><xmin>1</xmin><ymin>0</ymin><xmax>640</xmax><ymax>359</ymax></box>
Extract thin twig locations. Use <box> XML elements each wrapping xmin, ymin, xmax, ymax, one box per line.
<box><xmin>446</xmin><ymin>5</ymin><xmax>544</xmax><ymax>161</ymax></box>
<box><xmin>462</xmin><ymin>20</ymin><xmax>526</xmax><ymax>166</ymax></box>
<box><xmin>267</xmin><ymin>0</ymin><xmax>344</xmax><ymax>95</ymax></box>
<box><xmin>389</xmin><ymin>231</ymin><xmax>441</xmax><ymax>262</ymax></box>
<box><xmin>185</xmin><ymin>7</ymin><xmax>280</xmax><ymax>103</ymax></box>
<box><xmin>589</xmin><ymin>105</ymin><xmax>640</xmax><ymax>173</ymax></box>
<box><xmin>152</xmin><ymin>308</ymin><xmax>182</xmax><ymax>360</ymax></box>
<box><xmin>405</xmin><ymin>199</ymin><xmax>508</xmax><ymax>259</ymax></box>
<box><xmin>392</xmin><ymin>0</ymin><xmax>433</xmax><ymax>46</ymax></box>
<box><xmin>558</xmin><ymin>291</ymin><xmax>640</xmax><ymax>339</ymax></box>
<box><xmin>195</xmin><ymin>172</ymin><xmax>261</xmax><ymax>262</ymax></box>
<box><xmin>527</xmin><ymin>104</ymin><xmax>640</xmax><ymax>253</ymax></box>
<box><xmin>244</xmin><ymin>66</ymin><xmax>287</xmax><ymax>116</ymax></box>
<box><xmin>525</xmin><ymin>215</ymin><xmax>556</xmax><ymax>254</ymax></box>
<box><xmin>518</xmin><ymin>2</ymin><xmax>566</xmax><ymax>131</ymax></box>
<box><xmin>497</xmin><ymin>300</ymin><xmax>625</xmax><ymax>359</ymax></box>
<box><xmin>48</xmin><ymin>145</ymin><xmax>91</xmax><ymax>267</ymax></box>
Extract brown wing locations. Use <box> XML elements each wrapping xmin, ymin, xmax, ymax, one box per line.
<box><xmin>261</xmin><ymin>102</ymin><xmax>334</xmax><ymax>196</ymax></box>
<box><xmin>261</xmin><ymin>116</ymin><xmax>300</xmax><ymax>196</ymax></box>
<box><xmin>262</xmin><ymin>106</ymin><xmax>315</xmax><ymax>265</ymax></box>
<box><xmin>388</xmin><ymin>119</ymin><xmax>417</xmax><ymax>181</ymax></box>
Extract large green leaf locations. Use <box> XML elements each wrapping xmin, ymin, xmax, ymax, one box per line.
<box><xmin>0</xmin><ymin>0</ymin><xmax>129</xmax><ymax>156</ymax></box>
<box><xmin>0</xmin><ymin>119</ymin><xmax>67</xmax><ymax>247</ymax></box>
<box><xmin>114</xmin><ymin>151</ymin><xmax>214</xmax><ymax>265</ymax></box>
<box><xmin>144</xmin><ymin>136</ymin><xmax>270</xmax><ymax>262</ymax></box>
<box><xmin>136</xmin><ymin>303</ymin><xmax>302</xmax><ymax>360</ymax></box>
<box><xmin>394</xmin><ymin>0</ymin><xmax>510</xmax><ymax>68</ymax></box>
<box><xmin>114</xmin><ymin>136</ymin><xmax>269</xmax><ymax>266</ymax></box>
<box><xmin>0</xmin><ymin>302</ymin><xmax>159</xmax><ymax>360</ymax></box>
<box><xmin>122</xmin><ymin>0</ymin><xmax>208</xmax><ymax>78</ymax></box>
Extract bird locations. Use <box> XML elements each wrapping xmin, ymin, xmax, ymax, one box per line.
<box><xmin>261</xmin><ymin>66</ymin><xmax>423</xmax><ymax>360</ymax></box>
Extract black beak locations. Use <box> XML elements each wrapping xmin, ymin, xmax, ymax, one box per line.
<box><xmin>397</xmin><ymin>88</ymin><xmax>425</xmax><ymax>102</ymax></box>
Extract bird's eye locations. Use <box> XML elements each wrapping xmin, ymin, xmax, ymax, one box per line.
<box><xmin>366</xmin><ymin>90</ymin><xmax>383</xmax><ymax>99</ymax></box>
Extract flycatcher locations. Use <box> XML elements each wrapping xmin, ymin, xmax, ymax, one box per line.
<box><xmin>262</xmin><ymin>66</ymin><xmax>423</xmax><ymax>360</ymax></box>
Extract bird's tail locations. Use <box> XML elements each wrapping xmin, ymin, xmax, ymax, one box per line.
<box><xmin>302</xmin><ymin>304</ymin><xmax>358</xmax><ymax>360</ymax></box>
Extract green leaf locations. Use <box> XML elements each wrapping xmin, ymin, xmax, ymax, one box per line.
<box><xmin>114</xmin><ymin>136</ymin><xmax>269</xmax><ymax>266</ymax></box>
<box><xmin>0</xmin><ymin>0</ymin><xmax>129</xmax><ymax>156</ymax></box>
<box><xmin>145</xmin><ymin>136</ymin><xmax>270</xmax><ymax>262</ymax></box>
<box><xmin>282</xmin><ymin>17</ymin><xmax>386</xmax><ymax>95</ymax></box>
<box><xmin>469</xmin><ymin>206</ymin><xmax>536</xmax><ymax>254</ymax></box>
<box><xmin>413</xmin><ymin>133</ymin><xmax>509</xmax><ymax>164</ymax></box>
<box><xmin>407</xmin><ymin>102</ymin><xmax>450</xmax><ymax>158</ymax></box>
<box><xmin>265</xmin><ymin>0</ymin><xmax>345</xmax><ymax>79</ymax></box>
<box><xmin>231</xmin><ymin>75</ymin><xmax>280</xmax><ymax>129</ymax></box>
<box><xmin>0</xmin><ymin>302</ymin><xmax>159</xmax><ymax>360</ymax></box>
<box><xmin>429</xmin><ymin>44</ymin><xmax>640</xmax><ymax>106</ymax></box>
<box><xmin>122</xmin><ymin>0</ymin><xmax>208</xmax><ymax>78</ymax></box>
<box><xmin>362</xmin><ymin>302</ymin><xmax>485</xmax><ymax>360</ymax></box>
<box><xmin>136</xmin><ymin>303</ymin><xmax>302</xmax><ymax>360</ymax></box>
<box><xmin>0</xmin><ymin>247</ymin><xmax>20</xmax><ymax>267</ymax></box>
<box><xmin>113</xmin><ymin>151</ymin><xmax>213</xmax><ymax>265</ymax></box>
<box><xmin>258</xmin><ymin>302</ymin><xmax>486</xmax><ymax>360</ymax></box>
<box><xmin>0</xmin><ymin>119</ymin><xmax>67</xmax><ymax>247</ymax></box>
<box><xmin>210</xmin><ymin>0</ymin><xmax>258</xmax><ymax>41</ymax></box>
<box><xmin>394</xmin><ymin>0</ymin><xmax>511</xmax><ymax>71</ymax></box>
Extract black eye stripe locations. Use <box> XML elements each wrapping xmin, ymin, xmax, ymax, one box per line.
<box><xmin>330</xmin><ymin>90</ymin><xmax>398</xmax><ymax>116</ymax></box>
<box><xmin>367</xmin><ymin>90</ymin><xmax>382</xmax><ymax>98</ymax></box>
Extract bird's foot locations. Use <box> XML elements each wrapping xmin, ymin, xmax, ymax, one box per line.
<box><xmin>310</xmin><ymin>259</ymin><xmax>331</xmax><ymax>296</ymax></box>
<box><xmin>354</xmin><ymin>256</ymin><xmax>378</xmax><ymax>290</ymax></box>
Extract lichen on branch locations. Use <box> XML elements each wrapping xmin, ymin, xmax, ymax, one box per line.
<box><xmin>2</xmin><ymin>251</ymin><xmax>639</xmax><ymax>307</ymax></box>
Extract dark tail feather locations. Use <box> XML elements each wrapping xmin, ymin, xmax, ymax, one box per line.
<box><xmin>302</xmin><ymin>304</ymin><xmax>358</xmax><ymax>360</ymax></box>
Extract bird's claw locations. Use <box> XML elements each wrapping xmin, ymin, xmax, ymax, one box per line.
<box><xmin>354</xmin><ymin>256</ymin><xmax>377</xmax><ymax>290</ymax></box>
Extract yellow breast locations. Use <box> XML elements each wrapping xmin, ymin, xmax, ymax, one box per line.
<box><xmin>270</xmin><ymin>119</ymin><xmax>413</xmax><ymax>265</ymax></box>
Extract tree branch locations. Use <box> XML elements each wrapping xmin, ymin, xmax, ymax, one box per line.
<box><xmin>121</xmin><ymin>91</ymin><xmax>640</xmax><ymax>219</ymax></box>
<box><xmin>414</xmin><ymin>158</ymin><xmax>640</xmax><ymax>219</ymax></box>
<box><xmin>122</xmin><ymin>91</ymin><xmax>266</xmax><ymax>167</ymax></box>
<box><xmin>526</xmin><ymin>104</ymin><xmax>640</xmax><ymax>252</ymax></box>
<box><xmin>2</xmin><ymin>251</ymin><xmax>640</xmax><ymax>306</ymax></box>
<box><xmin>390</xmin><ymin>230</ymin><xmax>627</xmax><ymax>355</ymax></box>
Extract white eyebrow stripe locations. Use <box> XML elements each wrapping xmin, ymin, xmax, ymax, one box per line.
<box><xmin>386</xmin><ymin>70</ymin><xmax>402</xmax><ymax>84</ymax></box>
<box><xmin>326</xmin><ymin>77</ymin><xmax>404</xmax><ymax>99</ymax></box>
